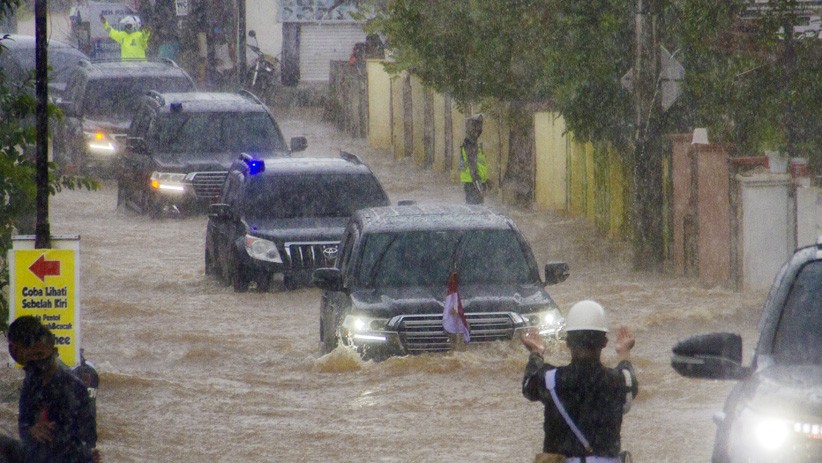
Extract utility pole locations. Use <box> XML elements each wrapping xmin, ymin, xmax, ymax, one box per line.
<box><xmin>631</xmin><ymin>0</ymin><xmax>663</xmax><ymax>269</ymax></box>
<box><xmin>34</xmin><ymin>0</ymin><xmax>50</xmax><ymax>249</ymax></box>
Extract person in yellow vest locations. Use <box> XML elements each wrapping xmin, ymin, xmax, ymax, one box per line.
<box><xmin>459</xmin><ymin>114</ymin><xmax>488</xmax><ymax>204</ymax></box>
<box><xmin>100</xmin><ymin>14</ymin><xmax>151</xmax><ymax>60</ymax></box>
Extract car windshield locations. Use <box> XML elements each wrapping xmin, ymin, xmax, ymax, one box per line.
<box><xmin>771</xmin><ymin>260</ymin><xmax>822</xmax><ymax>365</ymax></box>
<box><xmin>357</xmin><ymin>229</ymin><xmax>534</xmax><ymax>287</ymax></box>
<box><xmin>242</xmin><ymin>173</ymin><xmax>388</xmax><ymax>219</ymax></box>
<box><xmin>6</xmin><ymin>46</ymin><xmax>85</xmax><ymax>83</ymax></box>
<box><xmin>150</xmin><ymin>112</ymin><xmax>286</xmax><ymax>156</ymax></box>
<box><xmin>83</xmin><ymin>77</ymin><xmax>194</xmax><ymax>119</ymax></box>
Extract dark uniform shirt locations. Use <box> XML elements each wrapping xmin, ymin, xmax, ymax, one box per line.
<box><xmin>522</xmin><ymin>352</ymin><xmax>638</xmax><ymax>457</ymax></box>
<box><xmin>18</xmin><ymin>366</ymin><xmax>97</xmax><ymax>463</ymax></box>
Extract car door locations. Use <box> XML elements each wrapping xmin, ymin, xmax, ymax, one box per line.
<box><xmin>210</xmin><ymin>171</ymin><xmax>245</xmax><ymax>274</ymax></box>
<box><xmin>119</xmin><ymin>103</ymin><xmax>154</xmax><ymax>206</ymax></box>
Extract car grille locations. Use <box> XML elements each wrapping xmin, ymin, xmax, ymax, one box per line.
<box><xmin>284</xmin><ymin>241</ymin><xmax>340</xmax><ymax>270</ymax></box>
<box><xmin>395</xmin><ymin>312</ymin><xmax>515</xmax><ymax>354</ymax></box>
<box><xmin>789</xmin><ymin>423</ymin><xmax>822</xmax><ymax>462</ymax></box>
<box><xmin>188</xmin><ymin>171</ymin><xmax>228</xmax><ymax>200</ymax></box>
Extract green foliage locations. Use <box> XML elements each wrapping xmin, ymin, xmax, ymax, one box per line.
<box><xmin>0</xmin><ymin>23</ymin><xmax>100</xmax><ymax>330</ymax></box>
<box><xmin>367</xmin><ymin>0</ymin><xmax>822</xmax><ymax>165</ymax></box>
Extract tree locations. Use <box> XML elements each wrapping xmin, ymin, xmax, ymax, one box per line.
<box><xmin>1</xmin><ymin>1</ymin><xmax>99</xmax><ymax>330</ymax></box>
<box><xmin>365</xmin><ymin>0</ymin><xmax>822</xmax><ymax>269</ymax></box>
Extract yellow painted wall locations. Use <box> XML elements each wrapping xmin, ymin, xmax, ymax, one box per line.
<box><xmin>450</xmin><ymin>105</ymin><xmax>466</xmax><ymax>181</ymax></box>
<box><xmin>410</xmin><ymin>75</ymin><xmax>426</xmax><ymax>165</ymax></box>
<box><xmin>433</xmin><ymin>93</ymin><xmax>447</xmax><ymax>172</ymax></box>
<box><xmin>391</xmin><ymin>73</ymin><xmax>406</xmax><ymax>160</ymax></box>
<box><xmin>479</xmin><ymin>112</ymin><xmax>501</xmax><ymax>188</ymax></box>
<box><xmin>534</xmin><ymin>112</ymin><xmax>568</xmax><ymax>211</ymax></box>
<box><xmin>368</xmin><ymin>69</ymin><xmax>631</xmax><ymax>239</ymax></box>
<box><xmin>608</xmin><ymin>147</ymin><xmax>627</xmax><ymax>239</ymax></box>
<box><xmin>366</xmin><ymin>60</ymin><xmax>392</xmax><ymax>149</ymax></box>
<box><xmin>585</xmin><ymin>144</ymin><xmax>596</xmax><ymax>222</ymax></box>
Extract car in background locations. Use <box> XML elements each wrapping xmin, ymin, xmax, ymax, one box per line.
<box><xmin>0</xmin><ymin>34</ymin><xmax>89</xmax><ymax>99</ymax></box>
<box><xmin>53</xmin><ymin>59</ymin><xmax>196</xmax><ymax>176</ymax></box>
<box><xmin>117</xmin><ymin>90</ymin><xmax>306</xmax><ymax>216</ymax></box>
<box><xmin>312</xmin><ymin>204</ymin><xmax>570</xmax><ymax>359</ymax></box>
<box><xmin>671</xmin><ymin>237</ymin><xmax>822</xmax><ymax>462</ymax></box>
<box><xmin>205</xmin><ymin>152</ymin><xmax>390</xmax><ymax>292</ymax></box>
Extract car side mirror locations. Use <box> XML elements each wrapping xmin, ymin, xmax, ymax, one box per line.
<box><xmin>208</xmin><ymin>203</ymin><xmax>231</xmax><ymax>220</ymax></box>
<box><xmin>290</xmin><ymin>136</ymin><xmax>307</xmax><ymax>152</ymax></box>
<box><xmin>312</xmin><ymin>268</ymin><xmax>342</xmax><ymax>292</ymax></box>
<box><xmin>543</xmin><ymin>261</ymin><xmax>569</xmax><ymax>286</ymax></box>
<box><xmin>127</xmin><ymin>136</ymin><xmax>147</xmax><ymax>154</ymax></box>
<box><xmin>671</xmin><ymin>332</ymin><xmax>751</xmax><ymax>380</ymax></box>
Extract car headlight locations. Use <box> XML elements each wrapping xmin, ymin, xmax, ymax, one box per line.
<box><xmin>341</xmin><ymin>314</ymin><xmax>389</xmax><ymax>342</ymax></box>
<box><xmin>150</xmin><ymin>172</ymin><xmax>187</xmax><ymax>194</ymax></box>
<box><xmin>243</xmin><ymin>235</ymin><xmax>282</xmax><ymax>263</ymax></box>
<box><xmin>523</xmin><ymin>307</ymin><xmax>565</xmax><ymax>337</ymax></box>
<box><xmin>731</xmin><ymin>406</ymin><xmax>794</xmax><ymax>457</ymax></box>
<box><xmin>84</xmin><ymin>131</ymin><xmax>116</xmax><ymax>153</ymax></box>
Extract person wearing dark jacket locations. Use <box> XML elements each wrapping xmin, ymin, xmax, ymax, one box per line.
<box><xmin>522</xmin><ymin>300</ymin><xmax>638</xmax><ymax>463</ymax></box>
<box><xmin>6</xmin><ymin>316</ymin><xmax>99</xmax><ymax>463</ymax></box>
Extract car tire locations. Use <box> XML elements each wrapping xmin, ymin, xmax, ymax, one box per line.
<box><xmin>230</xmin><ymin>253</ymin><xmax>250</xmax><ymax>292</ymax></box>
<box><xmin>116</xmin><ymin>181</ymin><xmax>127</xmax><ymax>209</ymax></box>
<box><xmin>204</xmin><ymin>248</ymin><xmax>216</xmax><ymax>276</ymax></box>
<box><xmin>319</xmin><ymin>304</ymin><xmax>339</xmax><ymax>355</ymax></box>
<box><xmin>255</xmin><ymin>273</ymin><xmax>272</xmax><ymax>292</ymax></box>
<box><xmin>142</xmin><ymin>191</ymin><xmax>162</xmax><ymax>218</ymax></box>
<box><xmin>283</xmin><ymin>272</ymin><xmax>300</xmax><ymax>291</ymax></box>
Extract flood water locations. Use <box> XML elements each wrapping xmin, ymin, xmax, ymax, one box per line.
<box><xmin>1</xmin><ymin>108</ymin><xmax>767</xmax><ymax>462</ymax></box>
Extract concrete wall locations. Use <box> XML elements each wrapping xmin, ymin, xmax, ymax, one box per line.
<box><xmin>366</xmin><ymin>59</ymin><xmax>391</xmax><ymax>149</ymax></box>
<box><xmin>796</xmin><ymin>186</ymin><xmax>822</xmax><ymax>247</ymax></box>
<box><xmin>694</xmin><ymin>144</ymin><xmax>733</xmax><ymax>286</ymax></box>
<box><xmin>246</xmin><ymin>0</ymin><xmax>283</xmax><ymax>58</ymax></box>
<box><xmin>737</xmin><ymin>174</ymin><xmax>793</xmax><ymax>290</ymax></box>
<box><xmin>534</xmin><ymin>113</ymin><xmax>568</xmax><ymax>211</ymax></box>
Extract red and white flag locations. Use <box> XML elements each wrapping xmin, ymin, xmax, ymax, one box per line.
<box><xmin>442</xmin><ymin>271</ymin><xmax>470</xmax><ymax>342</ymax></box>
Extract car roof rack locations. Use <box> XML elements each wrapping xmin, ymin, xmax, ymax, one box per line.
<box><xmin>237</xmin><ymin>89</ymin><xmax>266</xmax><ymax>106</ymax></box>
<box><xmin>159</xmin><ymin>57</ymin><xmax>180</xmax><ymax>68</ymax></box>
<box><xmin>145</xmin><ymin>90</ymin><xmax>165</xmax><ymax>106</ymax></box>
<box><xmin>339</xmin><ymin>151</ymin><xmax>362</xmax><ymax>164</ymax></box>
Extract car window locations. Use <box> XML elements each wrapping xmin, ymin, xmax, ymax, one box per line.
<box><xmin>5</xmin><ymin>46</ymin><xmax>86</xmax><ymax>84</ymax></box>
<box><xmin>83</xmin><ymin>77</ymin><xmax>194</xmax><ymax>119</ymax></box>
<box><xmin>241</xmin><ymin>173</ymin><xmax>388</xmax><ymax>219</ymax></box>
<box><xmin>359</xmin><ymin>229</ymin><xmax>533</xmax><ymax>287</ymax></box>
<box><xmin>150</xmin><ymin>112</ymin><xmax>286</xmax><ymax>155</ymax></box>
<box><xmin>771</xmin><ymin>260</ymin><xmax>822</xmax><ymax>365</ymax></box>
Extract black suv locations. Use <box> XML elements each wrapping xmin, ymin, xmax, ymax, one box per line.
<box><xmin>0</xmin><ymin>34</ymin><xmax>89</xmax><ymax>100</ymax></box>
<box><xmin>205</xmin><ymin>153</ymin><xmax>391</xmax><ymax>292</ymax></box>
<box><xmin>54</xmin><ymin>59</ymin><xmax>197</xmax><ymax>176</ymax></box>
<box><xmin>671</xmin><ymin>238</ymin><xmax>822</xmax><ymax>462</ymax></box>
<box><xmin>312</xmin><ymin>205</ymin><xmax>570</xmax><ymax>359</ymax></box>
<box><xmin>117</xmin><ymin>90</ymin><xmax>306</xmax><ymax>216</ymax></box>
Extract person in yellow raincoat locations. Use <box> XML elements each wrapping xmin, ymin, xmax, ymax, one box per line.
<box><xmin>100</xmin><ymin>14</ymin><xmax>150</xmax><ymax>60</ymax></box>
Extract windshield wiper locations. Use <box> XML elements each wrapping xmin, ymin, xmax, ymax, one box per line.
<box><xmin>367</xmin><ymin>234</ymin><xmax>399</xmax><ymax>289</ymax></box>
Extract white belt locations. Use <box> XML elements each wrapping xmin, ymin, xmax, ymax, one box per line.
<box><xmin>565</xmin><ymin>457</ymin><xmax>620</xmax><ymax>463</ymax></box>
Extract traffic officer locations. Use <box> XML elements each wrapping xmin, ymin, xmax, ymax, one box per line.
<box><xmin>521</xmin><ymin>300</ymin><xmax>638</xmax><ymax>463</ymax></box>
<box><xmin>459</xmin><ymin>114</ymin><xmax>488</xmax><ymax>204</ymax></box>
<box><xmin>100</xmin><ymin>14</ymin><xmax>151</xmax><ymax>60</ymax></box>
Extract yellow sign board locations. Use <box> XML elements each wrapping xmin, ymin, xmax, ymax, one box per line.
<box><xmin>9</xmin><ymin>236</ymin><xmax>81</xmax><ymax>366</ymax></box>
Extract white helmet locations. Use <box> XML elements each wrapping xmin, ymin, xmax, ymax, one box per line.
<box><xmin>565</xmin><ymin>300</ymin><xmax>608</xmax><ymax>332</ymax></box>
<box><xmin>119</xmin><ymin>15</ymin><xmax>140</xmax><ymax>30</ymax></box>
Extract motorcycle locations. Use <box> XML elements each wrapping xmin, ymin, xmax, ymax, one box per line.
<box><xmin>244</xmin><ymin>30</ymin><xmax>279</xmax><ymax>100</ymax></box>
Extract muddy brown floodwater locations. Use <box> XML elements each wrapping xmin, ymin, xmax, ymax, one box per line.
<box><xmin>2</xmin><ymin>108</ymin><xmax>767</xmax><ymax>462</ymax></box>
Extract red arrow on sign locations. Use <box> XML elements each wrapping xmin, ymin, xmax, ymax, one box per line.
<box><xmin>29</xmin><ymin>254</ymin><xmax>61</xmax><ymax>282</ymax></box>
